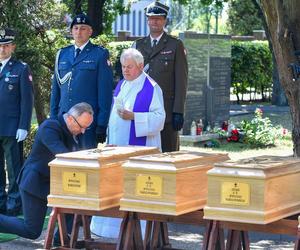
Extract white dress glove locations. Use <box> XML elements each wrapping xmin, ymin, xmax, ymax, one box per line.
<box><xmin>16</xmin><ymin>129</ymin><xmax>28</xmax><ymax>142</ymax></box>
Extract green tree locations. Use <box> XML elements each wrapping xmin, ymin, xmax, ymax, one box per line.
<box><xmin>227</xmin><ymin>0</ymin><xmax>263</xmax><ymax>35</ymax></box>
<box><xmin>0</xmin><ymin>0</ymin><xmax>69</xmax><ymax>124</ymax></box>
<box><xmin>172</xmin><ymin>0</ymin><xmax>227</xmax><ymax>33</ymax></box>
<box><xmin>62</xmin><ymin>0</ymin><xmax>128</xmax><ymax>36</ymax></box>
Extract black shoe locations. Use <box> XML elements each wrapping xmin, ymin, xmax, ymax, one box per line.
<box><xmin>6</xmin><ymin>208</ymin><xmax>22</xmax><ymax>216</ymax></box>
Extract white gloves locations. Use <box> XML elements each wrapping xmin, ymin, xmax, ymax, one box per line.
<box><xmin>16</xmin><ymin>129</ymin><xmax>28</xmax><ymax>142</ymax></box>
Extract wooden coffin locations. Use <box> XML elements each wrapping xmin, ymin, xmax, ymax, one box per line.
<box><xmin>47</xmin><ymin>146</ymin><xmax>159</xmax><ymax>210</ymax></box>
<box><xmin>120</xmin><ymin>151</ymin><xmax>229</xmax><ymax>215</ymax></box>
<box><xmin>204</xmin><ymin>155</ymin><xmax>300</xmax><ymax>224</ymax></box>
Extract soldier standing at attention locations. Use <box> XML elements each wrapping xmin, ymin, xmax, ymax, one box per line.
<box><xmin>0</xmin><ymin>28</ymin><xmax>33</xmax><ymax>216</ymax></box>
<box><xmin>133</xmin><ymin>1</ymin><xmax>188</xmax><ymax>152</ymax></box>
<box><xmin>50</xmin><ymin>13</ymin><xmax>113</xmax><ymax>149</ymax></box>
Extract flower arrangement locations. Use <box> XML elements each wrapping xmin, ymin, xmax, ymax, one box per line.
<box><xmin>240</xmin><ymin>108</ymin><xmax>277</xmax><ymax>147</ymax></box>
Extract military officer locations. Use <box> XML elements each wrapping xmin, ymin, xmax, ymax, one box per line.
<box><xmin>50</xmin><ymin>13</ymin><xmax>113</xmax><ymax>149</ymax></box>
<box><xmin>133</xmin><ymin>1</ymin><xmax>188</xmax><ymax>152</ymax></box>
<box><xmin>0</xmin><ymin>28</ymin><xmax>34</xmax><ymax>216</ymax></box>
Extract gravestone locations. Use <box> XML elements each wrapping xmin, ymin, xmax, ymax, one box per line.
<box><xmin>180</xmin><ymin>32</ymin><xmax>231</xmax><ymax>134</ymax></box>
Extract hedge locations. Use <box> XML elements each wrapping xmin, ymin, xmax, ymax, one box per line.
<box><xmin>231</xmin><ymin>40</ymin><xmax>273</xmax><ymax>103</ymax></box>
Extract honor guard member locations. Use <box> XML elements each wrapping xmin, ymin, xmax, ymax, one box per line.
<box><xmin>50</xmin><ymin>13</ymin><xmax>113</xmax><ymax>149</ymax></box>
<box><xmin>0</xmin><ymin>28</ymin><xmax>34</xmax><ymax>215</ymax></box>
<box><xmin>133</xmin><ymin>1</ymin><xmax>188</xmax><ymax>152</ymax></box>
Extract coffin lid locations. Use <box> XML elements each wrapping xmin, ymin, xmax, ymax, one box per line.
<box><xmin>54</xmin><ymin>146</ymin><xmax>159</xmax><ymax>163</ymax></box>
<box><xmin>124</xmin><ymin>150</ymin><xmax>228</xmax><ymax>169</ymax></box>
<box><xmin>214</xmin><ymin>155</ymin><xmax>300</xmax><ymax>170</ymax></box>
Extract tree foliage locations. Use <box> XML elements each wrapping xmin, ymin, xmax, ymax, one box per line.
<box><xmin>171</xmin><ymin>0</ymin><xmax>228</xmax><ymax>33</ymax></box>
<box><xmin>227</xmin><ymin>0</ymin><xmax>263</xmax><ymax>35</ymax></box>
<box><xmin>231</xmin><ymin>41</ymin><xmax>272</xmax><ymax>103</ymax></box>
<box><xmin>0</xmin><ymin>0</ymin><xmax>70</xmax><ymax>124</ymax></box>
<box><xmin>62</xmin><ymin>0</ymin><xmax>128</xmax><ymax>36</ymax></box>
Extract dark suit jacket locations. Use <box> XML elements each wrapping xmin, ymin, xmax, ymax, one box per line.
<box><xmin>0</xmin><ymin>58</ymin><xmax>33</xmax><ymax>136</ymax></box>
<box><xmin>135</xmin><ymin>32</ymin><xmax>188</xmax><ymax>124</ymax></box>
<box><xmin>18</xmin><ymin>115</ymin><xmax>78</xmax><ymax>200</ymax></box>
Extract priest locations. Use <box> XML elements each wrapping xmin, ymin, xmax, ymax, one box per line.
<box><xmin>90</xmin><ymin>48</ymin><xmax>165</xmax><ymax>237</ymax></box>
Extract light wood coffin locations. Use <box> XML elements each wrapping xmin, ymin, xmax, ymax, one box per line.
<box><xmin>47</xmin><ymin>146</ymin><xmax>159</xmax><ymax>210</ymax></box>
<box><xmin>120</xmin><ymin>151</ymin><xmax>229</xmax><ymax>215</ymax></box>
<box><xmin>204</xmin><ymin>155</ymin><xmax>300</xmax><ymax>224</ymax></box>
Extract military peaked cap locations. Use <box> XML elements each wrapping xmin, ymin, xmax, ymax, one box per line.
<box><xmin>70</xmin><ymin>13</ymin><xmax>92</xmax><ymax>28</ymax></box>
<box><xmin>0</xmin><ymin>28</ymin><xmax>15</xmax><ymax>45</ymax></box>
<box><xmin>145</xmin><ymin>1</ymin><xmax>169</xmax><ymax>17</ymax></box>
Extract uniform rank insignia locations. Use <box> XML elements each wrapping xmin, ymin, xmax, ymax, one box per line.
<box><xmin>160</xmin><ymin>50</ymin><xmax>173</xmax><ymax>55</ymax></box>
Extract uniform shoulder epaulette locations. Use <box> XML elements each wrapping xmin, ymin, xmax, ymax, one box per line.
<box><xmin>136</xmin><ymin>37</ymin><xmax>146</xmax><ymax>42</ymax></box>
<box><xmin>136</xmin><ymin>37</ymin><xmax>148</xmax><ymax>44</ymax></box>
<box><xmin>95</xmin><ymin>44</ymin><xmax>105</xmax><ymax>50</ymax></box>
<box><xmin>61</xmin><ymin>44</ymin><xmax>73</xmax><ymax>50</ymax></box>
<box><xmin>168</xmin><ymin>34</ymin><xmax>180</xmax><ymax>41</ymax></box>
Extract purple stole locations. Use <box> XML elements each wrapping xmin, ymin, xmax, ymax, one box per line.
<box><xmin>113</xmin><ymin>76</ymin><xmax>154</xmax><ymax>146</ymax></box>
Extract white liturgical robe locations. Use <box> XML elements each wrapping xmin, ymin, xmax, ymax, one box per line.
<box><xmin>108</xmin><ymin>72</ymin><xmax>165</xmax><ymax>150</ymax></box>
<box><xmin>91</xmin><ymin>72</ymin><xmax>165</xmax><ymax>238</ymax></box>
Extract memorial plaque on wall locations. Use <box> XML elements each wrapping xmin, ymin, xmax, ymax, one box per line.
<box><xmin>207</xmin><ymin>57</ymin><xmax>231</xmax><ymax>125</ymax></box>
<box><xmin>180</xmin><ymin>32</ymin><xmax>231</xmax><ymax>134</ymax></box>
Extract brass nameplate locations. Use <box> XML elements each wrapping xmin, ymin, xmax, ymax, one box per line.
<box><xmin>63</xmin><ymin>172</ymin><xmax>87</xmax><ymax>194</ymax></box>
<box><xmin>136</xmin><ymin>174</ymin><xmax>162</xmax><ymax>198</ymax></box>
<box><xmin>221</xmin><ymin>182</ymin><xmax>250</xmax><ymax>206</ymax></box>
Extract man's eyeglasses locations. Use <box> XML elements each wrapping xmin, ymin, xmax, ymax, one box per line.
<box><xmin>70</xmin><ymin>114</ymin><xmax>90</xmax><ymax>130</ymax></box>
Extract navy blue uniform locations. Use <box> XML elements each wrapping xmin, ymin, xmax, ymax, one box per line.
<box><xmin>0</xmin><ymin>58</ymin><xmax>33</xmax><ymax>214</ymax></box>
<box><xmin>0</xmin><ymin>115</ymin><xmax>78</xmax><ymax>239</ymax></box>
<box><xmin>50</xmin><ymin>41</ymin><xmax>113</xmax><ymax>148</ymax></box>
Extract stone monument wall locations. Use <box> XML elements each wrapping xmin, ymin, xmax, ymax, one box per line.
<box><xmin>180</xmin><ymin>32</ymin><xmax>231</xmax><ymax>134</ymax></box>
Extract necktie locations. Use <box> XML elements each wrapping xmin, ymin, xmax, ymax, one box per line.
<box><xmin>152</xmin><ymin>39</ymin><xmax>157</xmax><ymax>48</ymax></box>
<box><xmin>0</xmin><ymin>62</ymin><xmax>2</xmax><ymax>73</ymax></box>
<box><xmin>75</xmin><ymin>48</ymin><xmax>81</xmax><ymax>58</ymax></box>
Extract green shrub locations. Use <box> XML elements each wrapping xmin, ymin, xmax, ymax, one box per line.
<box><xmin>240</xmin><ymin>108</ymin><xmax>277</xmax><ymax>147</ymax></box>
<box><xmin>231</xmin><ymin>41</ymin><xmax>273</xmax><ymax>102</ymax></box>
<box><xmin>24</xmin><ymin>123</ymin><xmax>38</xmax><ymax>159</ymax></box>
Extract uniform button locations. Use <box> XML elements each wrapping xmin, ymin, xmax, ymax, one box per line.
<box><xmin>70</xmin><ymin>88</ymin><xmax>72</xmax><ymax>91</ymax></box>
<box><xmin>69</xmin><ymin>99</ymin><xmax>72</xmax><ymax>101</ymax></box>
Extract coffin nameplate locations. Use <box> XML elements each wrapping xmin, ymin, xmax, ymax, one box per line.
<box><xmin>136</xmin><ymin>174</ymin><xmax>162</xmax><ymax>198</ymax></box>
<box><xmin>221</xmin><ymin>182</ymin><xmax>250</xmax><ymax>206</ymax></box>
<box><xmin>62</xmin><ymin>171</ymin><xmax>87</xmax><ymax>194</ymax></box>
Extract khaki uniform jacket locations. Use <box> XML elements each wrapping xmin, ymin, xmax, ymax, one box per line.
<box><xmin>134</xmin><ymin>32</ymin><xmax>188</xmax><ymax>124</ymax></box>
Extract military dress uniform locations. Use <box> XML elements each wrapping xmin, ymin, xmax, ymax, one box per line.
<box><xmin>50</xmin><ymin>41</ymin><xmax>113</xmax><ymax>149</ymax></box>
<box><xmin>0</xmin><ymin>56</ymin><xmax>34</xmax><ymax>214</ymax></box>
<box><xmin>133</xmin><ymin>1</ymin><xmax>188</xmax><ymax>152</ymax></box>
<box><xmin>134</xmin><ymin>32</ymin><xmax>188</xmax><ymax>152</ymax></box>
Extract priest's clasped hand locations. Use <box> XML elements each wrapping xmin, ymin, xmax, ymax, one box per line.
<box><xmin>117</xmin><ymin>109</ymin><xmax>134</xmax><ymax>120</ymax></box>
<box><xmin>16</xmin><ymin>129</ymin><xmax>28</xmax><ymax>142</ymax></box>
